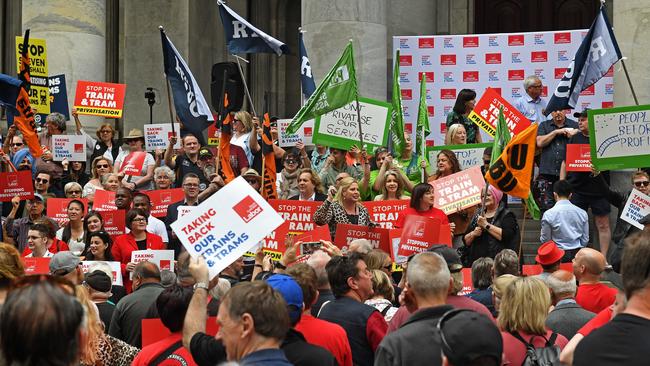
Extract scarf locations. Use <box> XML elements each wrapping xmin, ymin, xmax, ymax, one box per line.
<box><xmin>279</xmin><ymin>169</ymin><xmax>300</xmax><ymax>199</ymax></box>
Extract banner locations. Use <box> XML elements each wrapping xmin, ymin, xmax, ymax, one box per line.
<box><xmin>119</xmin><ymin>151</ymin><xmax>146</xmax><ymax>175</ymax></box>
<box><xmin>428</xmin><ymin>143</ymin><xmax>491</xmax><ymax>170</ymax></box>
<box><xmin>620</xmin><ymin>189</ymin><xmax>650</xmax><ymax>230</ymax></box>
<box><xmin>393</xmin><ymin>30</ymin><xmax>614</xmax><ymax>145</ymax></box>
<box><xmin>430</xmin><ymin>166</ymin><xmax>485</xmax><ymax>214</ymax></box>
<box><xmin>361</xmin><ymin>200</ymin><xmax>409</xmax><ymax>229</ymax></box>
<box><xmin>130</xmin><ymin>250</ymin><xmax>175</xmax><ymax>277</ymax></box>
<box><xmin>468</xmin><ymin>87</ymin><xmax>531</xmax><ymax>137</ymax></box>
<box><xmin>171</xmin><ymin>177</ymin><xmax>284</xmax><ymax>279</ymax></box>
<box><xmin>81</xmin><ymin>261</ymin><xmax>124</xmax><ymax>286</ymax></box>
<box><xmin>0</xmin><ymin>74</ymin><xmax>22</xmax><ymax>112</ymax></box>
<box><xmin>389</xmin><ymin>50</ymin><xmax>407</xmax><ymax>156</ymax></box>
<box><xmin>258</xmin><ymin>200</ymin><xmax>322</xmax><ymax>259</ymax></box>
<box><xmin>398</xmin><ymin>215</ymin><xmax>441</xmax><ymax>257</ymax></box>
<box><xmin>565</xmin><ymin>144</ymin><xmax>591</xmax><ymax>172</ymax></box>
<box><xmin>278</xmin><ymin>118</ymin><xmax>314</xmax><ymax>147</ymax></box>
<box><xmin>16</xmin><ymin>35</ymin><xmax>50</xmax><ymax>115</ymax></box>
<box><xmin>41</xmin><ymin>74</ymin><xmax>69</xmax><ymax>121</ymax></box>
<box><xmin>589</xmin><ymin>105</ymin><xmax>650</xmax><ymax>170</ymax></box>
<box><xmin>47</xmin><ymin>198</ymin><xmax>89</xmax><ymax>226</ymax></box>
<box><xmin>100</xmin><ymin>210</ymin><xmax>125</xmax><ymax>237</ymax></box>
<box><xmin>415</xmin><ymin>73</ymin><xmax>431</xmax><ymax>156</ymax></box>
<box><xmin>333</xmin><ymin>224</ymin><xmax>392</xmax><ymax>255</ymax></box>
<box><xmin>299</xmin><ymin>31</ymin><xmax>316</xmax><ymax>99</ymax></box>
<box><xmin>22</xmin><ymin>257</ymin><xmax>51</xmax><ymax>275</ymax></box>
<box><xmin>146</xmin><ymin>189</ymin><xmax>185</xmax><ymax>218</ymax></box>
<box><xmin>73</xmin><ymin>80</ymin><xmax>126</xmax><ymax>118</ymax></box>
<box><xmin>0</xmin><ymin>171</ymin><xmax>34</xmax><ymax>201</ymax></box>
<box><xmin>52</xmin><ymin>135</ymin><xmax>86</xmax><ymax>161</ymax></box>
<box><xmin>93</xmin><ymin>190</ymin><xmax>117</xmax><ymax>211</ymax></box>
<box><xmin>313</xmin><ymin>97</ymin><xmax>391</xmax><ymax>153</ymax></box>
<box><xmin>144</xmin><ymin>123</ymin><xmax>181</xmax><ymax>151</ymax></box>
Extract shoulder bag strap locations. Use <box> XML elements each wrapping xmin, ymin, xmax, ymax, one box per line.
<box><xmin>149</xmin><ymin>340</ymin><xmax>183</xmax><ymax>366</ymax></box>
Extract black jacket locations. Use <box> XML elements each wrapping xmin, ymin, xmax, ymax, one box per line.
<box><xmin>289</xmin><ymin>192</ymin><xmax>328</xmax><ymax>202</ymax></box>
<box><xmin>282</xmin><ymin>328</ymin><xmax>337</xmax><ymax>366</ymax></box>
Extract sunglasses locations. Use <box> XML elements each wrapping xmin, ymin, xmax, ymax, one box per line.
<box><xmin>100</xmin><ymin>130</ymin><xmax>112</xmax><ymax>134</ymax></box>
<box><xmin>285</xmin><ymin>160</ymin><xmax>298</xmax><ymax>164</ymax></box>
<box><xmin>67</xmin><ymin>190</ymin><xmax>82</xmax><ymax>195</ymax></box>
<box><xmin>96</xmin><ymin>164</ymin><xmax>110</xmax><ymax>169</ymax></box>
<box><xmin>634</xmin><ymin>181</ymin><xmax>650</xmax><ymax>188</ymax></box>
<box><xmin>11</xmin><ymin>142</ymin><xmax>24</xmax><ymax>147</ymax></box>
<box><xmin>35</xmin><ymin>178</ymin><xmax>49</xmax><ymax>183</ymax></box>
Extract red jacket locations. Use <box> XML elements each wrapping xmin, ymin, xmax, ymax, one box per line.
<box><xmin>112</xmin><ymin>231</ymin><xmax>165</xmax><ymax>292</ymax></box>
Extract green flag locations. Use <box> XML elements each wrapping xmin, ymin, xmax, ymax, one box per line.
<box><xmin>415</xmin><ymin>73</ymin><xmax>430</xmax><ymax>156</ymax></box>
<box><xmin>286</xmin><ymin>42</ymin><xmax>357</xmax><ymax>135</ymax></box>
<box><xmin>389</xmin><ymin>50</ymin><xmax>406</xmax><ymax>156</ymax></box>
<box><xmin>489</xmin><ymin>107</ymin><xmax>540</xmax><ymax>219</ymax></box>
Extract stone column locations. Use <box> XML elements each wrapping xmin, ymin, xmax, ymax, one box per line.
<box><xmin>302</xmin><ymin>0</ymin><xmax>388</xmax><ymax>101</ymax></box>
<box><xmin>22</xmin><ymin>0</ymin><xmax>106</xmax><ymax>128</ymax></box>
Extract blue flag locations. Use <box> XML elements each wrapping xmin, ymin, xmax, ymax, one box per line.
<box><xmin>299</xmin><ymin>32</ymin><xmax>316</xmax><ymax>99</ymax></box>
<box><xmin>0</xmin><ymin>74</ymin><xmax>23</xmax><ymax>113</ymax></box>
<box><xmin>545</xmin><ymin>6</ymin><xmax>622</xmax><ymax>114</ymax></box>
<box><xmin>160</xmin><ymin>28</ymin><xmax>214</xmax><ymax>144</ymax></box>
<box><xmin>218</xmin><ymin>1</ymin><xmax>289</xmax><ymax>56</ymax></box>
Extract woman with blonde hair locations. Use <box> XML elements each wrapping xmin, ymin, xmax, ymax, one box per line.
<box><xmin>374</xmin><ymin>169</ymin><xmax>409</xmax><ymax>201</ymax></box>
<box><xmin>365</xmin><ymin>269</ymin><xmax>398</xmax><ymax>322</ymax></box>
<box><xmin>491</xmin><ymin>274</ymin><xmax>517</xmax><ymax>316</ymax></box>
<box><xmin>314</xmin><ymin>176</ymin><xmax>372</xmax><ymax>240</ymax></box>
<box><xmin>101</xmin><ymin>173</ymin><xmax>121</xmax><ymax>192</ymax></box>
<box><xmin>83</xmin><ymin>157</ymin><xmax>114</xmax><ymax>202</ymax></box>
<box><xmin>498</xmin><ymin>276</ymin><xmax>568</xmax><ymax>365</ymax></box>
<box><xmin>75</xmin><ymin>285</ymin><xmax>139</xmax><ymax>366</ymax></box>
<box><xmin>444</xmin><ymin>123</ymin><xmax>468</xmax><ymax>146</ymax></box>
<box><xmin>231</xmin><ymin>110</ymin><xmax>256</xmax><ymax>166</ymax></box>
<box><xmin>0</xmin><ymin>243</ymin><xmax>24</xmax><ymax>304</ymax></box>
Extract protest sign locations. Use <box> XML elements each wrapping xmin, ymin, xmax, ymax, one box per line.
<box><xmin>398</xmin><ymin>215</ymin><xmax>441</xmax><ymax>257</ymax></box>
<box><xmin>52</xmin><ymin>135</ymin><xmax>86</xmax><ymax>161</ymax></box>
<box><xmin>93</xmin><ymin>190</ymin><xmax>117</xmax><ymax>211</ymax></box>
<box><xmin>100</xmin><ymin>210</ymin><xmax>125</xmax><ymax>237</ymax></box>
<box><xmin>294</xmin><ymin>224</ymin><xmax>331</xmax><ymax>244</ymax></box>
<box><xmin>131</xmin><ymin>250</ymin><xmax>175</xmax><ymax>277</ymax></box>
<box><xmin>467</xmin><ymin>88</ymin><xmax>531</xmax><ymax>137</ymax></box>
<box><xmin>269</xmin><ymin>200</ymin><xmax>321</xmax><ymax>233</ymax></box>
<box><xmin>207</xmin><ymin>123</ymin><xmax>219</xmax><ymax>146</ymax></box>
<box><xmin>565</xmin><ymin>144</ymin><xmax>591</xmax><ymax>172</ymax></box>
<box><xmin>620</xmin><ymin>189</ymin><xmax>650</xmax><ymax>230</ymax></box>
<box><xmin>177</xmin><ymin>205</ymin><xmax>197</xmax><ymax>218</ymax></box>
<box><xmin>146</xmin><ymin>189</ymin><xmax>185</xmax><ymax>218</ymax></box>
<box><xmin>81</xmin><ymin>261</ymin><xmax>124</xmax><ymax>286</ymax></box>
<box><xmin>589</xmin><ymin>105</ymin><xmax>650</xmax><ymax>170</ymax></box>
<box><xmin>389</xmin><ymin>229</ymin><xmax>406</xmax><ymax>264</ymax></box>
<box><xmin>362</xmin><ymin>200</ymin><xmax>409</xmax><ymax>229</ymax></box>
<box><xmin>74</xmin><ymin>80</ymin><xmax>126</xmax><ymax>118</ymax></box>
<box><xmin>278</xmin><ymin>118</ymin><xmax>314</xmax><ymax>147</ymax></box>
<box><xmin>428</xmin><ymin>143</ymin><xmax>491</xmax><ymax>170</ymax></box>
<box><xmin>37</xmin><ymin>74</ymin><xmax>69</xmax><ymax>122</ymax></box>
<box><xmin>22</xmin><ymin>257</ymin><xmax>51</xmax><ymax>275</ymax></box>
<box><xmin>460</xmin><ymin>268</ymin><xmax>473</xmax><ymax>295</ymax></box>
<box><xmin>430</xmin><ymin>166</ymin><xmax>485</xmax><ymax>214</ymax></box>
<box><xmin>171</xmin><ymin>176</ymin><xmax>284</xmax><ymax>279</ymax></box>
<box><xmin>144</xmin><ymin>123</ymin><xmax>181</xmax><ymax>151</ymax></box>
<box><xmin>334</xmin><ymin>224</ymin><xmax>392</xmax><ymax>254</ymax></box>
<box><xmin>261</xmin><ymin>222</ymin><xmax>290</xmax><ymax>259</ymax></box>
<box><xmin>119</xmin><ymin>151</ymin><xmax>146</xmax><ymax>175</ymax></box>
<box><xmin>313</xmin><ymin>97</ymin><xmax>391</xmax><ymax>152</ymax></box>
<box><xmin>0</xmin><ymin>171</ymin><xmax>34</xmax><ymax>201</ymax></box>
<box><xmin>16</xmin><ymin>36</ymin><xmax>50</xmax><ymax>115</ymax></box>
<box><xmin>47</xmin><ymin>198</ymin><xmax>89</xmax><ymax>226</ymax></box>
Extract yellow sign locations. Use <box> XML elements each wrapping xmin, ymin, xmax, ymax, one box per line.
<box><xmin>16</xmin><ymin>36</ymin><xmax>50</xmax><ymax>115</ymax></box>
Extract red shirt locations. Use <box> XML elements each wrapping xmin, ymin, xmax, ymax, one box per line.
<box><xmin>395</xmin><ymin>206</ymin><xmax>449</xmax><ymax>228</ymax></box>
<box><xmin>366</xmin><ymin>311</ymin><xmax>388</xmax><ymax>352</ymax></box>
<box><xmin>578</xmin><ymin>306</ymin><xmax>613</xmax><ymax>336</ymax></box>
<box><xmin>112</xmin><ymin>231</ymin><xmax>165</xmax><ymax>292</ymax></box>
<box><xmin>501</xmin><ymin>329</ymin><xmax>568</xmax><ymax>366</ymax></box>
<box><xmin>575</xmin><ymin>283</ymin><xmax>617</xmax><ymax>314</ymax></box>
<box><xmin>132</xmin><ymin>332</ymin><xmax>197</xmax><ymax>366</ymax></box>
<box><xmin>295</xmin><ymin>313</ymin><xmax>353</xmax><ymax>366</ymax></box>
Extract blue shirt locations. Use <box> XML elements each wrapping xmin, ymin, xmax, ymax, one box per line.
<box><xmin>311</xmin><ymin>148</ymin><xmax>330</xmax><ymax>173</ymax></box>
<box><xmin>541</xmin><ymin>199</ymin><xmax>589</xmax><ymax>250</ymax></box>
<box><xmin>514</xmin><ymin>94</ymin><xmax>547</xmax><ymax>124</ymax></box>
<box><xmin>241</xmin><ymin>349</ymin><xmax>292</xmax><ymax>366</ymax></box>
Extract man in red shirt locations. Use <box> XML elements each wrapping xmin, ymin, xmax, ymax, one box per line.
<box><xmin>573</xmin><ymin>248</ymin><xmax>617</xmax><ymax>313</ymax></box>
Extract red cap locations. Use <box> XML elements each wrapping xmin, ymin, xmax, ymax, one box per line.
<box><xmin>535</xmin><ymin>240</ymin><xmax>565</xmax><ymax>265</ymax></box>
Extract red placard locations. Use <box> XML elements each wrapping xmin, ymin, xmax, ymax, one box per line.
<box><xmin>467</xmin><ymin>87</ymin><xmax>531</xmax><ymax>137</ymax></box>
<box><xmin>46</xmin><ymin>198</ymin><xmax>89</xmax><ymax>226</ymax></box>
<box><xmin>362</xmin><ymin>200</ymin><xmax>409</xmax><ymax>229</ymax></box>
<box><xmin>0</xmin><ymin>171</ymin><xmax>34</xmax><ymax>201</ymax></box>
<box><xmin>142</xmin><ymin>317</ymin><xmax>219</xmax><ymax>347</ymax></box>
<box><xmin>334</xmin><ymin>224</ymin><xmax>392</xmax><ymax>255</ymax></box>
<box><xmin>522</xmin><ymin>263</ymin><xmax>574</xmax><ymax>276</ymax></box>
<box><xmin>146</xmin><ymin>188</ymin><xmax>185</xmax><ymax>217</ymax></box>
<box><xmin>430</xmin><ymin>166</ymin><xmax>486</xmax><ymax>215</ymax></box>
<box><xmin>269</xmin><ymin>200</ymin><xmax>321</xmax><ymax>233</ymax></box>
<box><xmin>74</xmin><ymin>80</ymin><xmax>126</xmax><ymax>118</ymax></box>
<box><xmin>460</xmin><ymin>268</ymin><xmax>474</xmax><ymax>295</ymax></box>
<box><xmin>101</xmin><ymin>209</ymin><xmax>126</xmax><ymax>237</ymax></box>
<box><xmin>119</xmin><ymin>151</ymin><xmax>147</xmax><ymax>175</ymax></box>
<box><xmin>565</xmin><ymin>144</ymin><xmax>591</xmax><ymax>172</ymax></box>
<box><xmin>294</xmin><ymin>224</ymin><xmax>331</xmax><ymax>243</ymax></box>
<box><xmin>398</xmin><ymin>215</ymin><xmax>441</xmax><ymax>257</ymax></box>
<box><xmin>93</xmin><ymin>190</ymin><xmax>117</xmax><ymax>211</ymax></box>
<box><xmin>22</xmin><ymin>257</ymin><xmax>51</xmax><ymax>275</ymax></box>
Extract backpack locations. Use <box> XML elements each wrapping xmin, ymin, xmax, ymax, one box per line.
<box><xmin>510</xmin><ymin>331</ymin><xmax>561</xmax><ymax>366</ymax></box>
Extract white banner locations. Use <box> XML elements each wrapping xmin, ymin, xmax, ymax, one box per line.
<box><xmin>53</xmin><ymin>135</ymin><xmax>86</xmax><ymax>161</ymax></box>
<box><xmin>621</xmin><ymin>189</ymin><xmax>650</xmax><ymax>230</ymax></box>
<box><xmin>393</xmin><ymin>30</ymin><xmax>614</xmax><ymax>146</ymax></box>
<box><xmin>130</xmin><ymin>250</ymin><xmax>175</xmax><ymax>279</ymax></box>
<box><xmin>171</xmin><ymin>176</ymin><xmax>284</xmax><ymax>279</ymax></box>
<box><xmin>144</xmin><ymin>123</ymin><xmax>181</xmax><ymax>151</ymax></box>
<box><xmin>278</xmin><ymin>118</ymin><xmax>314</xmax><ymax>147</ymax></box>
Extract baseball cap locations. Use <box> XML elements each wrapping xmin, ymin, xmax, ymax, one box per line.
<box><xmin>428</xmin><ymin>244</ymin><xmax>463</xmax><ymax>272</ymax></box>
<box><xmin>438</xmin><ymin>309</ymin><xmax>503</xmax><ymax>365</ymax></box>
<box><xmin>84</xmin><ymin>270</ymin><xmax>112</xmax><ymax>293</ymax></box>
<box><xmin>266</xmin><ymin>274</ymin><xmax>303</xmax><ymax>323</ymax></box>
<box><xmin>49</xmin><ymin>251</ymin><xmax>81</xmax><ymax>275</ymax></box>
<box><xmin>199</xmin><ymin>147</ymin><xmax>213</xmax><ymax>158</ymax></box>
<box><xmin>573</xmin><ymin>109</ymin><xmax>590</xmax><ymax>118</ymax></box>
<box><xmin>29</xmin><ymin>193</ymin><xmax>44</xmax><ymax>203</ymax></box>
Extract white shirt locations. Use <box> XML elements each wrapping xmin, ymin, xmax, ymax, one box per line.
<box><xmin>56</xmin><ymin>228</ymin><xmax>86</xmax><ymax>256</ymax></box>
<box><xmin>126</xmin><ymin>215</ymin><xmax>169</xmax><ymax>242</ymax></box>
<box><xmin>230</xmin><ymin>132</ymin><xmax>253</xmax><ymax>166</ymax></box>
<box><xmin>114</xmin><ymin>151</ymin><xmax>156</xmax><ymax>190</ymax></box>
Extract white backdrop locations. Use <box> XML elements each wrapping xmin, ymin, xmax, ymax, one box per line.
<box><xmin>393</xmin><ymin>30</ymin><xmax>615</xmax><ymax>146</ymax></box>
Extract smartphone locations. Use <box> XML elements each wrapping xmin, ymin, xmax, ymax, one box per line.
<box><xmin>300</xmin><ymin>242</ymin><xmax>322</xmax><ymax>256</ymax></box>
<box><xmin>328</xmin><ymin>186</ymin><xmax>337</xmax><ymax>197</ymax></box>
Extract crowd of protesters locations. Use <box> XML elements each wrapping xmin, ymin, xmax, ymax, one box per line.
<box><xmin>1</xmin><ymin>74</ymin><xmax>649</xmax><ymax>365</ymax></box>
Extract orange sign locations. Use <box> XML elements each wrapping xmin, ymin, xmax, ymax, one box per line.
<box><xmin>74</xmin><ymin>80</ymin><xmax>126</xmax><ymax>118</ymax></box>
<box><xmin>468</xmin><ymin>87</ymin><xmax>531</xmax><ymax>137</ymax></box>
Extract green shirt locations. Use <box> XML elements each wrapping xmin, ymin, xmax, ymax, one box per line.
<box><xmin>396</xmin><ymin>154</ymin><xmax>429</xmax><ymax>185</ymax></box>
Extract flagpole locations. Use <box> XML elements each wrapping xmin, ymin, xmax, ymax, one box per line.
<box><xmin>164</xmin><ymin>79</ymin><xmax>176</xmax><ymax>136</ymax></box>
<box><xmin>421</xmin><ymin>124</ymin><xmax>425</xmax><ymax>183</ymax></box>
<box><xmin>260</xmin><ymin>93</ymin><xmax>269</xmax><ymax>195</ymax></box>
<box><xmin>233</xmin><ymin>54</ymin><xmax>257</xmax><ymax>117</ymax></box>
<box><xmin>620</xmin><ymin>59</ymin><xmax>639</xmax><ymax>106</ymax></box>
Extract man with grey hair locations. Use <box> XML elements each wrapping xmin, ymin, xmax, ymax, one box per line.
<box><xmin>348</xmin><ymin>238</ymin><xmax>373</xmax><ymax>254</ymax></box>
<box><xmin>375</xmin><ymin>252</ymin><xmax>453</xmax><ymax>366</ymax></box>
<box><xmin>514</xmin><ymin>75</ymin><xmax>547</xmax><ymax>123</ymax></box>
<box><xmin>307</xmin><ymin>250</ymin><xmax>335</xmax><ymax>316</ymax></box>
<box><xmin>545</xmin><ymin>269</ymin><xmax>595</xmax><ymax>339</ymax></box>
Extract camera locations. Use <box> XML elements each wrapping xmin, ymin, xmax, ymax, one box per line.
<box><xmin>145</xmin><ymin>87</ymin><xmax>156</xmax><ymax>107</ymax></box>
